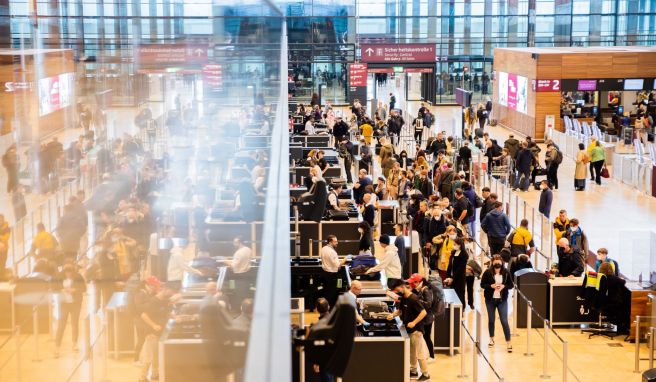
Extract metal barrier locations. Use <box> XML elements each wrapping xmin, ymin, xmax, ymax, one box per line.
<box><xmin>458</xmin><ymin>310</ymin><xmax>505</xmax><ymax>381</ymax></box>
<box><xmin>634</xmin><ymin>316</ymin><xmax>656</xmax><ymax>373</ymax></box>
<box><xmin>64</xmin><ymin>312</ymin><xmax>110</xmax><ymax>382</ymax></box>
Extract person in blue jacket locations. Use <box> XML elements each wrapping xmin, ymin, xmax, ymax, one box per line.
<box><xmin>480</xmin><ymin>201</ymin><xmax>511</xmax><ymax>256</ymax></box>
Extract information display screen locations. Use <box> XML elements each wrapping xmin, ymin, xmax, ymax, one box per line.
<box><xmin>624</xmin><ymin>78</ymin><xmax>644</xmax><ymax>90</ymax></box>
<box><xmin>38</xmin><ymin>72</ymin><xmax>75</xmax><ymax>117</ymax></box>
<box><xmin>577</xmin><ymin>80</ymin><xmax>597</xmax><ymax>91</ymax></box>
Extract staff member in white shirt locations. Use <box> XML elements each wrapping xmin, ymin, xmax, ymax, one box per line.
<box><xmin>366</xmin><ymin>234</ymin><xmax>402</xmax><ymax>289</ymax></box>
<box><xmin>327</xmin><ymin>183</ymin><xmax>346</xmax><ymax>211</ymax></box>
<box><xmin>320</xmin><ymin>235</ymin><xmax>346</xmax><ymax>305</ymax></box>
<box><xmin>305</xmin><ymin>116</ymin><xmax>316</xmax><ymax>135</ymax></box>
<box><xmin>167</xmin><ymin>246</ymin><xmax>203</xmax><ymax>290</ymax></box>
<box><xmin>229</xmin><ymin>236</ymin><xmax>253</xmax><ymax>274</ymax></box>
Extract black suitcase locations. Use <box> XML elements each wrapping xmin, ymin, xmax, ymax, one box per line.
<box><xmin>325</xmin><ymin>210</ymin><xmax>349</xmax><ymax>221</ymax></box>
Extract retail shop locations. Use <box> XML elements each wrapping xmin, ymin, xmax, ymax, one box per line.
<box><xmin>492</xmin><ymin>47</ymin><xmax>656</xmax><ymax>141</ymax></box>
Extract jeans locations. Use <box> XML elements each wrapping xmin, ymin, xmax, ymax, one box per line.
<box><xmin>488</xmin><ymin>236</ymin><xmax>506</xmax><ymax>257</ymax></box>
<box><xmin>55</xmin><ymin>302</ymin><xmax>82</xmax><ymax>347</ymax></box>
<box><xmin>467</xmin><ymin>220</ymin><xmax>476</xmax><ymax>241</ymax></box>
<box><xmin>591</xmin><ymin>160</ymin><xmax>604</xmax><ymax>185</ymax></box>
<box><xmin>515</xmin><ymin>169</ymin><xmax>531</xmax><ymax>191</ymax></box>
<box><xmin>485</xmin><ymin>298</ymin><xmax>511</xmax><ymax>341</ymax></box>
<box><xmin>140</xmin><ymin>334</ymin><xmax>159</xmax><ymax>379</ymax></box>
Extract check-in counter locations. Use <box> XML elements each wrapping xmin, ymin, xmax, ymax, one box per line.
<box><xmin>345</xmin><ymin>264</ymin><xmax>387</xmax><ymax>297</ymax></box>
<box><xmin>515</xmin><ymin>269</ymin><xmax>549</xmax><ymax>328</ymax></box>
<box><xmin>549</xmin><ymin>277</ymin><xmax>596</xmax><ymax>326</ymax></box>
<box><xmin>106</xmin><ymin>292</ymin><xmax>136</xmax><ymax>358</ymax></box>
<box><xmin>0</xmin><ymin>282</ymin><xmax>15</xmax><ymax>332</ymax></box>
<box><xmin>433</xmin><ymin>289</ymin><xmax>462</xmax><ymax>355</ymax></box>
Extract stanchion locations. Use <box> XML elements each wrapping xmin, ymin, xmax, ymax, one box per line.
<box><xmin>562</xmin><ymin>340</ymin><xmax>568</xmax><ymax>382</ymax></box>
<box><xmin>15</xmin><ymin>326</ymin><xmax>22</xmax><ymax>382</ymax></box>
<box><xmin>32</xmin><ymin>306</ymin><xmax>40</xmax><ymax>362</ymax></box>
<box><xmin>308</xmin><ymin>239</ymin><xmax>313</xmax><ymax>257</ymax></box>
<box><xmin>540</xmin><ymin>320</ymin><xmax>550</xmax><ymax>379</ymax></box>
<box><xmin>524</xmin><ymin>301</ymin><xmax>533</xmax><ymax>356</ymax></box>
<box><xmin>511</xmin><ymin>289</ymin><xmax>519</xmax><ymax>337</ymax></box>
<box><xmin>457</xmin><ymin>322</ymin><xmax>467</xmax><ymax>378</ymax></box>
<box><xmin>101</xmin><ymin>314</ymin><xmax>110</xmax><ymax>382</ymax></box>
<box><xmin>635</xmin><ymin>316</ymin><xmax>641</xmax><ymax>373</ymax></box>
<box><xmin>651</xmin><ymin>327</ymin><xmax>655</xmax><ymax>369</ymax></box>
<box><xmin>86</xmin><ymin>315</ymin><xmax>94</xmax><ymax>382</ymax></box>
<box><xmin>474</xmin><ymin>310</ymin><xmax>481</xmax><ymax>381</ymax></box>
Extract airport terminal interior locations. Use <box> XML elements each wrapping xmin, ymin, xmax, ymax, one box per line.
<box><xmin>2</xmin><ymin>1</ymin><xmax>656</xmax><ymax>381</ymax></box>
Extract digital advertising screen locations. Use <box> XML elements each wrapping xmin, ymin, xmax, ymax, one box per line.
<box><xmin>38</xmin><ymin>72</ymin><xmax>74</xmax><ymax>117</ymax></box>
<box><xmin>577</xmin><ymin>80</ymin><xmax>597</xmax><ymax>91</ymax></box>
<box><xmin>498</xmin><ymin>71</ymin><xmax>508</xmax><ymax>107</ymax></box>
<box><xmin>507</xmin><ymin>73</ymin><xmax>517</xmax><ymax>110</ymax></box>
<box><xmin>516</xmin><ymin>75</ymin><xmax>528</xmax><ymax>114</ymax></box>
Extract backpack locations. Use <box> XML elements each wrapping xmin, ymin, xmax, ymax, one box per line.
<box><xmin>554</xmin><ymin>149</ymin><xmax>563</xmax><ymax>165</ymax></box>
<box><xmin>427</xmin><ymin>273</ymin><xmax>446</xmax><ymax>317</ymax></box>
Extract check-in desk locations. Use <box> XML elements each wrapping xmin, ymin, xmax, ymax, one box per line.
<box><xmin>292</xmin><ymin>220</ymin><xmax>362</xmax><ymax>258</ymax></box>
<box><xmin>13</xmin><ymin>279</ymin><xmax>52</xmax><ymax>334</ymax></box>
<box><xmin>434</xmin><ymin>289</ymin><xmax>462</xmax><ymax>355</ymax></box>
<box><xmin>291</xmin><ymin>134</ymin><xmax>332</xmax><ymax>148</ymax></box>
<box><xmin>549</xmin><ymin>277</ymin><xmax>596</xmax><ymax>326</ymax></box>
<box><xmin>625</xmin><ymin>282</ymin><xmax>654</xmax><ymax>341</ymax></box>
<box><xmin>290</xmin><ymin>257</ymin><xmax>348</xmax><ymax>310</ymax></box>
<box><xmin>106</xmin><ymin>292</ymin><xmax>136</xmax><ymax>358</ymax></box>
<box><xmin>0</xmin><ymin>282</ymin><xmax>15</xmax><ymax>332</ymax></box>
<box><xmin>342</xmin><ymin>318</ymin><xmax>409</xmax><ymax>382</ymax></box>
<box><xmin>515</xmin><ymin>269</ymin><xmax>549</xmax><ymax>328</ymax></box>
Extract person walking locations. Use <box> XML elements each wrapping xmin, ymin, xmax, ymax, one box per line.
<box><xmin>514</xmin><ymin>142</ymin><xmax>533</xmax><ymax>191</ymax></box>
<box><xmin>54</xmin><ymin>264</ymin><xmax>86</xmax><ymax>357</ymax></box>
<box><xmin>480</xmin><ymin>255</ymin><xmax>514</xmax><ymax>352</ymax></box>
<box><xmin>538</xmin><ymin>180</ymin><xmax>553</xmax><ymax>218</ymax></box>
<box><xmin>574</xmin><ymin>143</ymin><xmax>589</xmax><ymax>191</ymax></box>
<box><xmin>590</xmin><ymin>141</ymin><xmax>606</xmax><ymax>185</ymax></box>
<box><xmin>545</xmin><ymin>142</ymin><xmax>561</xmax><ymax>190</ymax></box>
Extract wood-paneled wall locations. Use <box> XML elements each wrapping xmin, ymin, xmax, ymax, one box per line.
<box><xmin>493</xmin><ymin>47</ymin><xmax>656</xmax><ymax>140</ymax></box>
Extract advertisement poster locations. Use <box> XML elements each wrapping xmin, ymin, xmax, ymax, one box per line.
<box><xmin>38</xmin><ymin>72</ymin><xmax>74</xmax><ymax>116</ymax></box>
<box><xmin>498</xmin><ymin>71</ymin><xmax>508</xmax><ymax>106</ymax></box>
<box><xmin>516</xmin><ymin>75</ymin><xmax>528</xmax><ymax>114</ymax></box>
<box><xmin>507</xmin><ymin>73</ymin><xmax>517</xmax><ymax>110</ymax></box>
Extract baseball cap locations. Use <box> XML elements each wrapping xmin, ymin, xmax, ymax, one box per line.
<box><xmin>145</xmin><ymin>276</ymin><xmax>162</xmax><ymax>289</ymax></box>
<box><xmin>406</xmin><ymin>273</ymin><xmax>423</xmax><ymax>288</ymax></box>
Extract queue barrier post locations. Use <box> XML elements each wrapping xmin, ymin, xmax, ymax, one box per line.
<box><xmin>15</xmin><ymin>325</ymin><xmax>22</xmax><ymax>382</ymax></box>
<box><xmin>635</xmin><ymin>316</ymin><xmax>641</xmax><ymax>373</ymax></box>
<box><xmin>308</xmin><ymin>239</ymin><xmax>313</xmax><ymax>257</ymax></box>
<box><xmin>457</xmin><ymin>322</ymin><xmax>467</xmax><ymax>379</ymax></box>
<box><xmin>524</xmin><ymin>301</ymin><xmax>533</xmax><ymax>356</ymax></box>
<box><xmin>512</xmin><ymin>288</ymin><xmax>519</xmax><ymax>337</ymax></box>
<box><xmin>32</xmin><ymin>305</ymin><xmax>40</xmax><ymax>362</ymax></box>
<box><xmin>540</xmin><ymin>319</ymin><xmax>550</xmax><ymax>379</ymax></box>
<box><xmin>651</xmin><ymin>327</ymin><xmax>655</xmax><ymax>369</ymax></box>
<box><xmin>473</xmin><ymin>310</ymin><xmax>480</xmax><ymax>382</ymax></box>
<box><xmin>562</xmin><ymin>340</ymin><xmax>568</xmax><ymax>382</ymax></box>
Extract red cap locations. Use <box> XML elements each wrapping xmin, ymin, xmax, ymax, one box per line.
<box><xmin>145</xmin><ymin>276</ymin><xmax>162</xmax><ymax>288</ymax></box>
<box><xmin>405</xmin><ymin>273</ymin><xmax>423</xmax><ymax>288</ymax></box>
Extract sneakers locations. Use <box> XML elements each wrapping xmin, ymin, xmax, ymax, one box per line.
<box><xmin>410</xmin><ymin>370</ymin><xmax>419</xmax><ymax>379</ymax></box>
<box><xmin>418</xmin><ymin>374</ymin><xmax>431</xmax><ymax>381</ymax></box>
<box><xmin>488</xmin><ymin>339</ymin><xmax>495</xmax><ymax>347</ymax></box>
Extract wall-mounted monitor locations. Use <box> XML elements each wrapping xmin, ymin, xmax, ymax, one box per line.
<box><xmin>597</xmin><ymin>78</ymin><xmax>624</xmax><ymax>91</ymax></box>
<box><xmin>624</xmin><ymin>79</ymin><xmax>644</xmax><ymax>90</ymax></box>
<box><xmin>577</xmin><ymin>80</ymin><xmax>597</xmax><ymax>91</ymax></box>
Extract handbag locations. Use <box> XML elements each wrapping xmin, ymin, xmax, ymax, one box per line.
<box><xmin>600</xmin><ymin>165</ymin><xmax>610</xmax><ymax>178</ymax></box>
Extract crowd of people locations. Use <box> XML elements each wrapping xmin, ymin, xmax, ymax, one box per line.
<box><xmin>302</xmin><ymin>95</ymin><xmax>629</xmax><ymax>381</ymax></box>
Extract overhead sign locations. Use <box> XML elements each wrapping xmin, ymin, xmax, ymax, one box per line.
<box><xmin>202</xmin><ymin>64</ymin><xmax>223</xmax><ymax>90</ymax></box>
<box><xmin>406</xmin><ymin>68</ymin><xmax>433</xmax><ymax>73</ymax></box>
<box><xmin>360</xmin><ymin>44</ymin><xmax>435</xmax><ymax>63</ymax></box>
<box><xmin>137</xmin><ymin>44</ymin><xmax>208</xmax><ymax>65</ymax></box>
<box><xmin>533</xmin><ymin>79</ymin><xmax>561</xmax><ymax>92</ymax></box>
<box><xmin>3</xmin><ymin>81</ymin><xmax>32</xmax><ymax>92</ymax></box>
<box><xmin>349</xmin><ymin>63</ymin><xmax>368</xmax><ymax>87</ymax></box>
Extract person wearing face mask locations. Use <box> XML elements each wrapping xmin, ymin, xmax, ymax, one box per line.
<box><xmin>556</xmin><ymin>238</ymin><xmax>584</xmax><ymax>277</ymax></box>
<box><xmin>445</xmin><ymin>237</ymin><xmax>468</xmax><ymax>308</ymax></box>
<box><xmin>398</xmin><ymin>170</ymin><xmax>410</xmax><ymax>200</ymax></box>
<box><xmin>594</xmin><ymin>247</ymin><xmax>619</xmax><ymax>276</ymax></box>
<box><xmin>398</xmin><ymin>150</ymin><xmax>413</xmax><ymax>170</ymax></box>
<box><xmin>424</xmin><ymin>206</ymin><xmax>447</xmax><ymax>253</ymax></box>
<box><xmin>432</xmin><ymin>226</ymin><xmax>458</xmax><ymax>280</ymax></box>
<box><xmin>387</xmin><ymin>161</ymin><xmax>401</xmax><ymax>200</ymax></box>
<box><xmin>480</xmin><ymin>255</ymin><xmax>514</xmax><ymax>352</ymax></box>
<box><xmin>563</xmin><ymin>218</ymin><xmax>589</xmax><ymax>256</ymax></box>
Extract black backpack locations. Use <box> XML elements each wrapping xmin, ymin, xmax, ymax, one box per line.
<box><xmin>554</xmin><ymin>149</ymin><xmax>563</xmax><ymax>165</ymax></box>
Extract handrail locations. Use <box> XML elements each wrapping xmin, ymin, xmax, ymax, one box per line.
<box><xmin>634</xmin><ymin>315</ymin><xmax>656</xmax><ymax>373</ymax></box>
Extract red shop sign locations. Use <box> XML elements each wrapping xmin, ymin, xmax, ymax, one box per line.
<box><xmin>533</xmin><ymin>79</ymin><xmax>561</xmax><ymax>92</ymax></box>
<box><xmin>349</xmin><ymin>63</ymin><xmax>368</xmax><ymax>87</ymax></box>
<box><xmin>360</xmin><ymin>44</ymin><xmax>435</xmax><ymax>63</ymax></box>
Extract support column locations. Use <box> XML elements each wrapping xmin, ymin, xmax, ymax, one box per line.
<box><xmin>464</xmin><ymin>0</ymin><xmax>471</xmax><ymax>55</ymax></box>
<box><xmin>427</xmin><ymin>0</ymin><xmax>437</xmax><ymax>42</ymax></box>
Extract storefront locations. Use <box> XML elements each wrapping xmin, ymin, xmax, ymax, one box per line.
<box><xmin>492</xmin><ymin>47</ymin><xmax>656</xmax><ymax>140</ymax></box>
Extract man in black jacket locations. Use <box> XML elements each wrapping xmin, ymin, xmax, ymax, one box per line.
<box><xmin>428</xmin><ymin>132</ymin><xmax>447</xmax><ymax>158</ymax></box>
<box><xmin>333</xmin><ymin>117</ymin><xmax>349</xmax><ymax>142</ymax></box>
<box><xmin>556</xmin><ymin>238</ymin><xmax>584</xmax><ymax>277</ymax></box>
<box><xmin>457</xmin><ymin>141</ymin><xmax>472</xmax><ymax>175</ymax></box>
<box><xmin>424</xmin><ymin>206</ymin><xmax>446</xmax><ymax>246</ymax></box>
<box><xmin>538</xmin><ymin>180</ymin><xmax>553</xmax><ymax>218</ymax></box>
<box><xmin>514</xmin><ymin>142</ymin><xmax>534</xmax><ymax>191</ymax></box>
